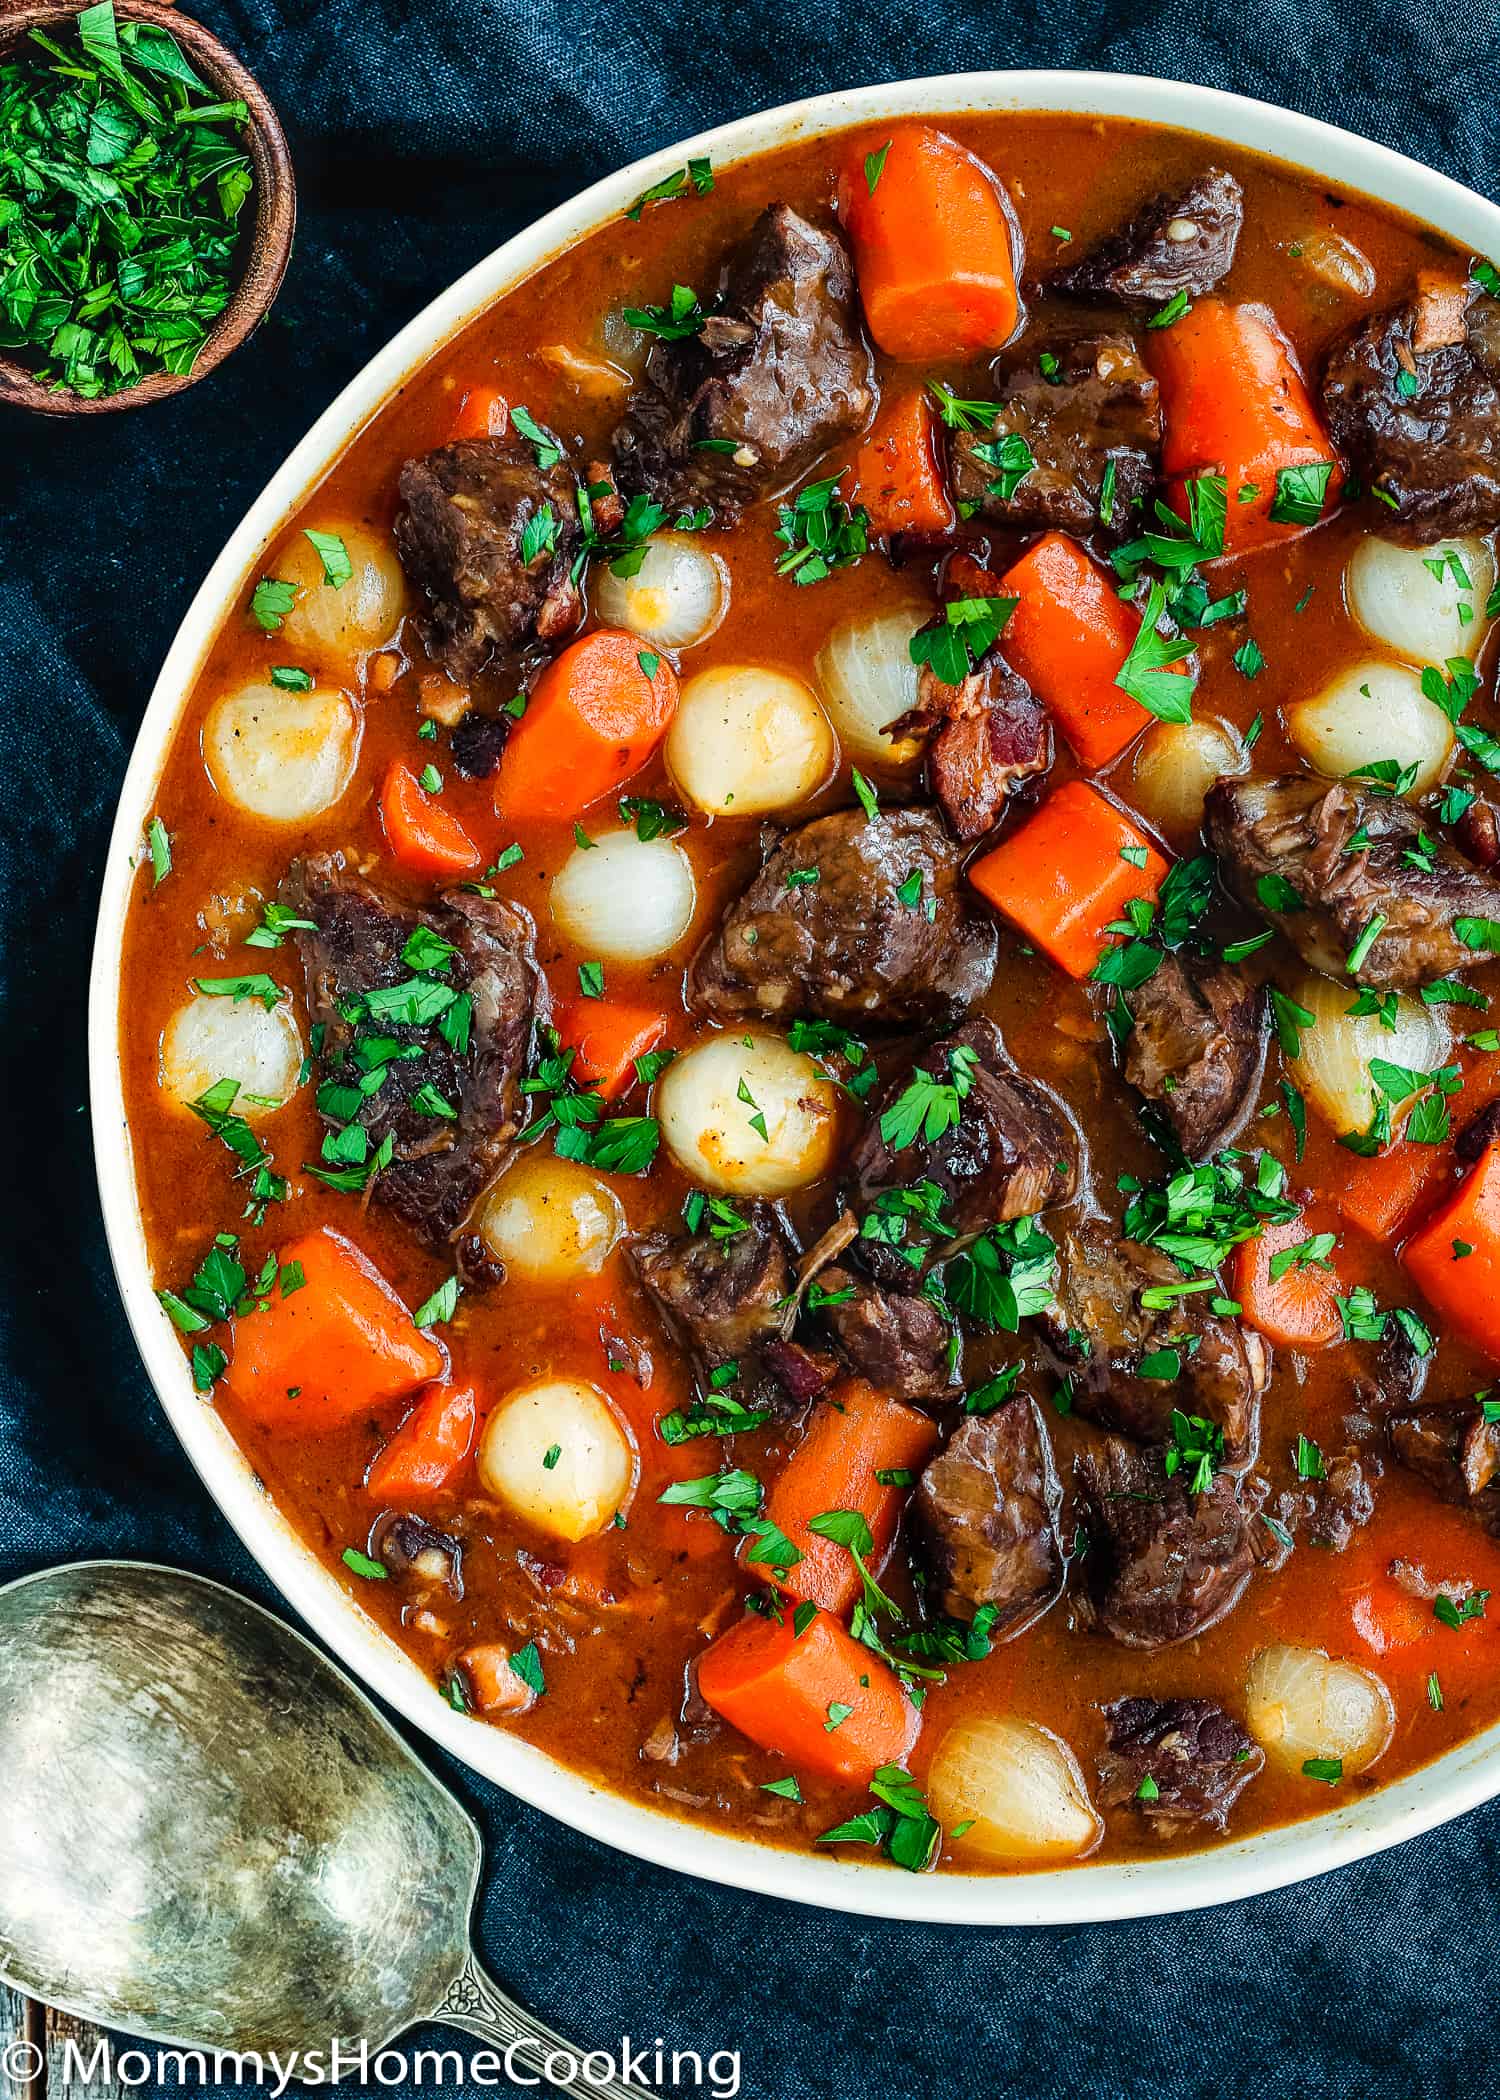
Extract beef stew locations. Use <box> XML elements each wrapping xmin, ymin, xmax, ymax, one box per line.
<box><xmin>121</xmin><ymin>111</ymin><xmax>1500</xmax><ymax>1878</ymax></box>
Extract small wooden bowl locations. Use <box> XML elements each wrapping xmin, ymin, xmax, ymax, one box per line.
<box><xmin>0</xmin><ymin>0</ymin><xmax>295</xmax><ymax>415</ymax></box>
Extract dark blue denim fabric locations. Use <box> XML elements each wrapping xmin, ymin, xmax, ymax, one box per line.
<box><xmin>2</xmin><ymin>3</ymin><xmax>1498</xmax><ymax>2093</ymax></box>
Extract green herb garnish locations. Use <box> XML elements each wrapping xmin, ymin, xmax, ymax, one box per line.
<box><xmin>0</xmin><ymin>0</ymin><xmax>255</xmax><ymax>398</ymax></box>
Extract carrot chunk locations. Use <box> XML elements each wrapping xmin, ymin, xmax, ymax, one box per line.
<box><xmin>380</xmin><ymin>760</ymin><xmax>482</xmax><ymax>877</ymax></box>
<box><xmin>847</xmin><ymin>389</ymin><xmax>953</xmax><ymax>536</ymax></box>
<box><xmin>966</xmin><ymin>781</ymin><xmax>1168</xmax><ymax>980</ymax></box>
<box><xmin>1149</xmin><ymin>301</ymin><xmax>1342</xmax><ymax>556</ymax></box>
<box><xmin>553</xmin><ymin>997</ymin><xmax>668</xmax><ymax>1100</ymax></box>
<box><xmin>1336</xmin><ymin>1143</ymin><xmax>1448</xmax><ymax>1247</ymax></box>
<box><xmin>225</xmin><ymin>1228</ymin><xmax>445</xmax><ymax>1429</ymax></box>
<box><xmin>1402</xmin><ymin>1143</ymin><xmax>1500</xmax><ymax>1361</ymax></box>
<box><xmin>1350</xmin><ymin>1573</ymin><xmax>1435</xmax><ymax>1658</ymax></box>
<box><xmin>459</xmin><ymin>1642</ymin><xmax>537</xmax><ymax>1715</ymax></box>
<box><xmin>1336</xmin><ymin>1057</ymin><xmax>1500</xmax><ymax>1244</ymax></box>
<box><xmin>696</xmin><ymin>1605</ymin><xmax>918</xmax><ymax>1785</ymax></box>
<box><xmin>449</xmin><ymin>386</ymin><xmax>508</xmax><ymax>441</ymax></box>
<box><xmin>998</xmin><ymin>531</ymin><xmax>1178</xmax><ymax>771</ymax></box>
<box><xmin>838</xmin><ymin>125</ymin><xmax>1020</xmax><ymax>362</ymax></box>
<box><xmin>494</xmin><ymin>629</ymin><xmax>678</xmax><ymax>823</ymax></box>
<box><xmin>1232</xmin><ymin>1211</ymin><xmax>1345</xmax><ymax>1350</ymax></box>
<box><xmin>366</xmin><ymin>1383</ymin><xmax>478</xmax><ymax>1497</ymax></box>
<box><xmin>742</xmin><ymin>1378</ymin><xmax>939</xmax><ymax>1614</ymax></box>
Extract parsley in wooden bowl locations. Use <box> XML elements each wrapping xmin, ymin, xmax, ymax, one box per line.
<box><xmin>0</xmin><ymin>0</ymin><xmax>293</xmax><ymax>412</ymax></box>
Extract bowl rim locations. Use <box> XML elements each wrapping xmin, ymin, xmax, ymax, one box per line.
<box><xmin>88</xmin><ymin>67</ymin><xmax>1500</xmax><ymax>1927</ymax></box>
<box><xmin>0</xmin><ymin>0</ymin><xmax>295</xmax><ymax>416</ymax></box>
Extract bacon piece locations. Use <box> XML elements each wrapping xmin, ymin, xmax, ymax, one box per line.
<box><xmin>894</xmin><ymin>551</ymin><xmax>1049</xmax><ymax>840</ymax></box>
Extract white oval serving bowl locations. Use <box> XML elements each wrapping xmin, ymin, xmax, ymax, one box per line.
<box><xmin>90</xmin><ymin>70</ymin><xmax>1500</xmax><ymax>1925</ymax></box>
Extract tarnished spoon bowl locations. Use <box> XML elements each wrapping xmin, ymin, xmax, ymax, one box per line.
<box><xmin>0</xmin><ymin>1562</ymin><xmax>648</xmax><ymax>2094</ymax></box>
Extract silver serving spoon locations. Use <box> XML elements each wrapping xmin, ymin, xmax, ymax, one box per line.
<box><xmin>0</xmin><ymin>1561</ymin><xmax>653</xmax><ymax>2096</ymax></box>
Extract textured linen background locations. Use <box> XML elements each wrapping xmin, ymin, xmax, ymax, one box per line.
<box><xmin>3</xmin><ymin>2</ymin><xmax>1499</xmax><ymax>2094</ymax></box>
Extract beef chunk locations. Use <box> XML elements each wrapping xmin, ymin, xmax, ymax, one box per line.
<box><xmin>1456</xmin><ymin>793</ymin><xmax>1500</xmax><ymax>871</ymax></box>
<box><xmin>611</xmin><ymin>203</ymin><xmax>875</xmax><ymax>519</ymax></box>
<box><xmin>1352</xmin><ymin>1320</ymin><xmax>1432</xmax><ymax>1417</ymax></box>
<box><xmin>1205</xmin><ymin>773</ymin><xmax>1500</xmax><ymax>990</ymax></box>
<box><xmin>394</xmin><ymin>431</ymin><xmax>581</xmax><ymax>683</ymax></box>
<box><xmin>1457</xmin><ymin>1095</ymin><xmax>1500</xmax><ymax>1171</ymax></box>
<box><xmin>1322</xmin><ymin>276</ymin><xmax>1500</xmax><ymax>542</ymax></box>
<box><xmin>1040</xmin><ymin>1224</ymin><xmax>1266</xmax><ymax>1467</ymax></box>
<box><xmin>1302</xmin><ymin>1453</ymin><xmax>1369</xmax><ymax>1553</ymax></box>
<box><xmin>918</xmin><ymin>663</ymin><xmax>1048</xmax><ymax>842</ymax></box>
<box><xmin>1052</xmin><ymin>169</ymin><xmax>1244</xmax><ymax>309</ymax></box>
<box><xmin>369</xmin><ymin>1513</ymin><xmax>463</xmax><ymax>1594</ymax></box>
<box><xmin>1097</xmin><ymin>1696</ymin><xmax>1263</xmax><ymax>1832</ymax></box>
<box><xmin>1076</xmin><ymin>1435</ymin><xmax>1255</xmax><ymax>1648</ymax></box>
<box><xmin>1388</xmin><ymin>1404</ymin><xmax>1500</xmax><ymax>1534</ymax></box>
<box><xmin>1121</xmin><ymin>952</ymin><xmax>1266</xmax><ymax>1157</ymax></box>
<box><xmin>894</xmin><ymin>552</ymin><xmax>1049</xmax><ymax>841</ymax></box>
<box><xmin>690</xmin><ymin>806</ymin><xmax>996</xmax><ymax>1029</ymax></box>
<box><xmin>818</xmin><ymin>1265</ymin><xmax>957</xmax><ymax>1403</ymax></box>
<box><xmin>449</xmin><ymin>710</ymin><xmax>510</xmax><ymax>780</ymax></box>
<box><xmin>914</xmin><ymin>1400</ymin><xmax>1065</xmax><ymax>1629</ymax></box>
<box><xmin>283</xmin><ymin>855</ymin><xmax>541</xmax><ymax>1252</ymax></box>
<box><xmin>1276</xmin><ymin>1444</ymin><xmax>1379</xmax><ymax>1552</ymax></box>
<box><xmin>851</xmin><ymin>1017</ymin><xmax>1077</xmax><ymax>1267</ymax></box>
<box><xmin>947</xmin><ymin>334</ymin><xmax>1161</xmax><ymax>541</ymax></box>
<box><xmin>761</xmin><ymin>1336</ymin><xmax>837</xmax><ymax>1404</ymax></box>
<box><xmin>630</xmin><ymin>1204</ymin><xmax>792</xmax><ymax>1383</ymax></box>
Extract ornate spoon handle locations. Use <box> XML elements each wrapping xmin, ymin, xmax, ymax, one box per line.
<box><xmin>433</xmin><ymin>1951</ymin><xmax>657</xmax><ymax>2100</ymax></box>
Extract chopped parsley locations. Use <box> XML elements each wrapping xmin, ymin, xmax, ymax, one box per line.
<box><xmin>927</xmin><ymin>382</ymin><xmax>1000</xmax><ymax>432</ymax></box>
<box><xmin>908</xmin><ymin>594</ymin><xmax>1017</xmax><ymax>686</ymax></box>
<box><xmin>1268</xmin><ymin>461</ymin><xmax>1336</xmax><ymax>527</ymax></box>
<box><xmin>761</xmin><ymin>1775</ymin><xmax>803</xmax><ymax>1803</ymax></box>
<box><xmin>1114</xmin><ymin>579</ymin><xmax>1195</xmax><ymax>722</ymax></box>
<box><xmin>0</xmin><ymin>0</ymin><xmax>255</xmax><ymax>397</ymax></box>
<box><xmin>413</xmin><ymin>1274</ymin><xmax>461</xmax><ymax>1330</ymax></box>
<box><xmin>146</xmin><ymin>816</ymin><xmax>171</xmax><ymax>888</ymax></box>
<box><xmin>1146</xmin><ymin>289</ymin><xmax>1191</xmax><ymax>328</ymax></box>
<box><xmin>1164</xmin><ymin>1409</ymin><xmax>1224</xmax><ymax>1494</ymax></box>
<box><xmin>619</xmin><ymin>795</ymin><xmax>687</xmax><ymax>841</ymax></box>
<box><xmin>509</xmin><ymin>403</ymin><xmax>562</xmax><ymax>468</ymax></box>
<box><xmin>1269</xmin><ymin>1231</ymin><xmax>1337</xmax><ymax>1282</ymax></box>
<box><xmin>1346</xmin><ymin>914</ymin><xmax>1388</xmax><ymax>975</ymax></box>
<box><xmin>622</xmin><ymin>283</ymin><xmax>705</xmax><ymax>340</ymax></box>
<box><xmin>879</xmin><ymin>1043</ymin><xmax>980</xmax><ymax>1149</ymax></box>
<box><xmin>303</xmin><ymin>529</ymin><xmax>351</xmax><ymax>589</ymax></box>
<box><xmin>1121</xmin><ymin>1148</ymin><xmax>1299</xmax><ymax>1275</ymax></box>
<box><xmin>1268</xmin><ymin>982</ymin><xmax>1310</xmax><ymax>1050</ymax></box>
<box><xmin>193</xmin><ymin>972</ymin><xmax>286</xmax><ymax>1012</ymax></box>
<box><xmin>945</xmin><ymin>1214</ymin><xmax>1057</xmax><ymax>1332</ymax></box>
<box><xmin>510</xmin><ymin>1642</ymin><xmax>546</xmax><ymax>1696</ymax></box>
<box><xmin>971</xmin><ymin>429</ymin><xmax>1037</xmax><ymax>503</ymax></box>
<box><xmin>1434</xmin><ymin>1590</ymin><xmax>1490</xmax><ymax>1629</ymax></box>
<box><xmin>658</xmin><ymin>1392</ymin><xmax>772</xmax><ymax>1445</ymax></box>
<box><xmin>624</xmin><ymin>157</ymin><xmax>713</xmax><ymax>220</ymax></box>
<box><xmin>1293</xmin><ymin>1432</ymin><xmax>1326</xmax><ymax>1481</ymax></box>
<box><xmin>250</xmin><ymin>578</ymin><xmax>297</xmax><ymax>633</ymax></box>
<box><xmin>188</xmin><ymin>1077</ymin><xmax>287</xmax><ymax>1223</ymax></box>
<box><xmin>774</xmin><ymin>473</ymin><xmax>869</xmax><ymax>584</ymax></box>
<box><xmin>819</xmin><ymin>1764</ymin><xmax>942</xmax><ymax>1873</ymax></box>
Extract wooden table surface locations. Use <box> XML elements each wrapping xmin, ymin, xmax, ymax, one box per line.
<box><xmin>0</xmin><ymin>1988</ymin><xmax>122</xmax><ymax>2100</ymax></box>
